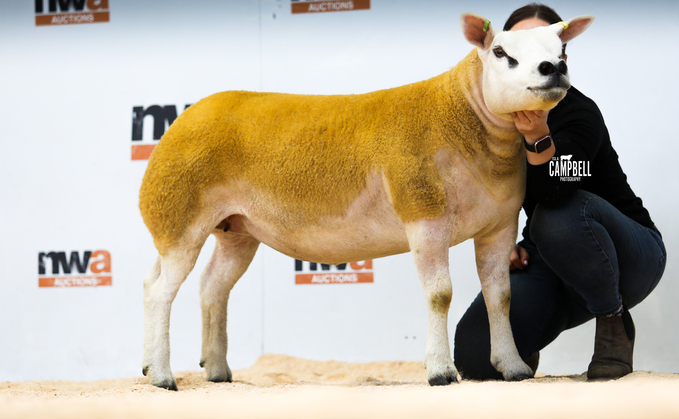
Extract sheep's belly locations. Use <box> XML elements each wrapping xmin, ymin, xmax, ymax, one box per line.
<box><xmin>210</xmin><ymin>173</ymin><xmax>410</xmax><ymax>264</ymax></box>
<box><xmin>245</xmin><ymin>214</ymin><xmax>410</xmax><ymax>265</ymax></box>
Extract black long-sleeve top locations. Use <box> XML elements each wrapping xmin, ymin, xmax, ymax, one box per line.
<box><xmin>521</xmin><ymin>86</ymin><xmax>655</xmax><ymax>241</ymax></box>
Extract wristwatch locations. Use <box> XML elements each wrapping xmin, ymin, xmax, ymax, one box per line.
<box><xmin>524</xmin><ymin>134</ymin><xmax>552</xmax><ymax>154</ymax></box>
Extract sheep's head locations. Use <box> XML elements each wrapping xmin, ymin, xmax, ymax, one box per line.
<box><xmin>461</xmin><ymin>13</ymin><xmax>594</xmax><ymax>117</ymax></box>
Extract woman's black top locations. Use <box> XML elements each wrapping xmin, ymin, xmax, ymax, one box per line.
<box><xmin>521</xmin><ymin>86</ymin><xmax>654</xmax><ymax>241</ymax></box>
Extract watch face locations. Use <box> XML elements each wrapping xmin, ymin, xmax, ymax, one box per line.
<box><xmin>535</xmin><ymin>136</ymin><xmax>552</xmax><ymax>153</ymax></box>
<box><xmin>524</xmin><ymin>135</ymin><xmax>552</xmax><ymax>153</ymax></box>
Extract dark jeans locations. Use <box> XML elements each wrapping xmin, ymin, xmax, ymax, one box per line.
<box><xmin>454</xmin><ymin>190</ymin><xmax>666</xmax><ymax>380</ymax></box>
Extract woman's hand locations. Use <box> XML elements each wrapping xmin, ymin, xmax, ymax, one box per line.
<box><xmin>511</xmin><ymin>110</ymin><xmax>555</xmax><ymax>164</ymax></box>
<box><xmin>510</xmin><ymin>110</ymin><xmax>549</xmax><ymax>142</ymax></box>
<box><xmin>510</xmin><ymin>244</ymin><xmax>530</xmax><ymax>270</ymax></box>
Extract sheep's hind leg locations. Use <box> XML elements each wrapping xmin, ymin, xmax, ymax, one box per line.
<box><xmin>199</xmin><ymin>230</ymin><xmax>260</xmax><ymax>382</ymax></box>
<box><xmin>142</xmin><ymin>244</ymin><xmax>203</xmax><ymax>390</ymax></box>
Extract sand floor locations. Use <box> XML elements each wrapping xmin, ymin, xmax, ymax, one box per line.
<box><xmin>2</xmin><ymin>354</ymin><xmax>679</xmax><ymax>418</ymax></box>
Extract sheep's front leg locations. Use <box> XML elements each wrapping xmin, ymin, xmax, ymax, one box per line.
<box><xmin>406</xmin><ymin>219</ymin><xmax>458</xmax><ymax>385</ymax></box>
<box><xmin>474</xmin><ymin>227</ymin><xmax>533</xmax><ymax>381</ymax></box>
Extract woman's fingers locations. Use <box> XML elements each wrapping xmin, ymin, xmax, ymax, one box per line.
<box><xmin>509</xmin><ymin>244</ymin><xmax>530</xmax><ymax>270</ymax></box>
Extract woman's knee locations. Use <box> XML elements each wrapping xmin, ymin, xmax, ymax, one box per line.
<box><xmin>530</xmin><ymin>190</ymin><xmax>595</xmax><ymax>248</ymax></box>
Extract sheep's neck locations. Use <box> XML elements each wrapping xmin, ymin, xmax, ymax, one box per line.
<box><xmin>468</xmin><ymin>75</ymin><xmax>517</xmax><ymax>136</ymax></box>
<box><xmin>434</xmin><ymin>50</ymin><xmax>524</xmax><ymax>186</ymax></box>
<box><xmin>455</xmin><ymin>52</ymin><xmax>517</xmax><ymax>140</ymax></box>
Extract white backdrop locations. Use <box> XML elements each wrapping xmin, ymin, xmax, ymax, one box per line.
<box><xmin>0</xmin><ymin>0</ymin><xmax>676</xmax><ymax>382</ymax></box>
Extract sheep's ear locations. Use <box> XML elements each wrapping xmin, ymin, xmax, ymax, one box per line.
<box><xmin>461</xmin><ymin>13</ymin><xmax>495</xmax><ymax>50</ymax></box>
<box><xmin>553</xmin><ymin>15</ymin><xmax>595</xmax><ymax>43</ymax></box>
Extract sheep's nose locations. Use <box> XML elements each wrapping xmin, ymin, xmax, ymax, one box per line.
<box><xmin>539</xmin><ymin>61</ymin><xmax>568</xmax><ymax>76</ymax></box>
<box><xmin>557</xmin><ymin>61</ymin><xmax>568</xmax><ymax>75</ymax></box>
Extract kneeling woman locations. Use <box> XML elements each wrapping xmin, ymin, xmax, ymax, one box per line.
<box><xmin>454</xmin><ymin>4</ymin><xmax>666</xmax><ymax>381</ymax></box>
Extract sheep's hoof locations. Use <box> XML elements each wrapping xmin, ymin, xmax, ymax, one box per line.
<box><xmin>207</xmin><ymin>371</ymin><xmax>233</xmax><ymax>383</ymax></box>
<box><xmin>500</xmin><ymin>360</ymin><xmax>535</xmax><ymax>382</ymax></box>
<box><xmin>504</xmin><ymin>371</ymin><xmax>533</xmax><ymax>382</ymax></box>
<box><xmin>202</xmin><ymin>358</ymin><xmax>233</xmax><ymax>383</ymax></box>
<box><xmin>153</xmin><ymin>379</ymin><xmax>178</xmax><ymax>391</ymax></box>
<box><xmin>144</xmin><ymin>365</ymin><xmax>178</xmax><ymax>390</ymax></box>
<box><xmin>427</xmin><ymin>365</ymin><xmax>459</xmax><ymax>386</ymax></box>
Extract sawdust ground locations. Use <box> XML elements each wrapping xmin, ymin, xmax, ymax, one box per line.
<box><xmin>1</xmin><ymin>354</ymin><xmax>678</xmax><ymax>418</ymax></box>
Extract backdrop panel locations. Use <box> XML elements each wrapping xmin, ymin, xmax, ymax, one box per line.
<box><xmin>0</xmin><ymin>0</ymin><xmax>676</xmax><ymax>381</ymax></box>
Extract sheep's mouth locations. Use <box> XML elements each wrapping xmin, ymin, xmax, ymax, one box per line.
<box><xmin>528</xmin><ymin>84</ymin><xmax>569</xmax><ymax>102</ymax></box>
<box><xmin>529</xmin><ymin>76</ymin><xmax>571</xmax><ymax>92</ymax></box>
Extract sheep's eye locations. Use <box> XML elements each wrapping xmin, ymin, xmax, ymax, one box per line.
<box><xmin>493</xmin><ymin>47</ymin><xmax>506</xmax><ymax>58</ymax></box>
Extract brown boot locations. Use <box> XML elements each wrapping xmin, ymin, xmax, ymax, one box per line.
<box><xmin>587</xmin><ymin>308</ymin><xmax>635</xmax><ymax>381</ymax></box>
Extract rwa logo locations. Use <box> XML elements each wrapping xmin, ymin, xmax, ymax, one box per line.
<box><xmin>549</xmin><ymin>154</ymin><xmax>591</xmax><ymax>182</ymax></box>
<box><xmin>294</xmin><ymin>259</ymin><xmax>373</xmax><ymax>285</ymax></box>
<box><xmin>35</xmin><ymin>0</ymin><xmax>110</xmax><ymax>26</ymax></box>
<box><xmin>131</xmin><ymin>104</ymin><xmax>191</xmax><ymax>160</ymax></box>
<box><xmin>38</xmin><ymin>250</ymin><xmax>112</xmax><ymax>288</ymax></box>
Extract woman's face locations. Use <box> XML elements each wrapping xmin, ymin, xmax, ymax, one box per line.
<box><xmin>510</xmin><ymin>17</ymin><xmax>551</xmax><ymax>31</ymax></box>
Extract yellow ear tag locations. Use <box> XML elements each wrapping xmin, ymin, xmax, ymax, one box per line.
<box><xmin>483</xmin><ymin>19</ymin><xmax>490</xmax><ymax>32</ymax></box>
<box><xmin>557</xmin><ymin>22</ymin><xmax>569</xmax><ymax>30</ymax></box>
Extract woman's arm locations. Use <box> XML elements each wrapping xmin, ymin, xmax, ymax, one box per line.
<box><xmin>512</xmin><ymin>107</ymin><xmax>604</xmax><ymax>206</ymax></box>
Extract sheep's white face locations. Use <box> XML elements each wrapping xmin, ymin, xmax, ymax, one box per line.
<box><xmin>482</xmin><ymin>26</ymin><xmax>569</xmax><ymax>113</ymax></box>
<box><xmin>461</xmin><ymin>13</ymin><xmax>594</xmax><ymax>117</ymax></box>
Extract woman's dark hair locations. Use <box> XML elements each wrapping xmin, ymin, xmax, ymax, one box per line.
<box><xmin>503</xmin><ymin>3</ymin><xmax>563</xmax><ymax>31</ymax></box>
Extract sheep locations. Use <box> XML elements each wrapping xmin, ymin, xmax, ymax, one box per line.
<box><xmin>139</xmin><ymin>13</ymin><xmax>593</xmax><ymax>390</ymax></box>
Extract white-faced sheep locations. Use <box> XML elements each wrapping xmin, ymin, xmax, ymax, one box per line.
<box><xmin>139</xmin><ymin>13</ymin><xmax>593</xmax><ymax>390</ymax></box>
